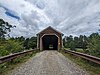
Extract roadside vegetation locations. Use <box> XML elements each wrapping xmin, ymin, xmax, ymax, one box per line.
<box><xmin>0</xmin><ymin>19</ymin><xmax>37</xmax><ymax>57</ymax></box>
<box><xmin>62</xmin><ymin>26</ymin><xmax>100</xmax><ymax>75</ymax></box>
<box><xmin>0</xmin><ymin>19</ymin><xmax>38</xmax><ymax>75</ymax></box>
<box><xmin>0</xmin><ymin>51</ymin><xmax>38</xmax><ymax>75</ymax></box>
<box><xmin>62</xmin><ymin>52</ymin><xmax>100</xmax><ymax>75</ymax></box>
<box><xmin>63</xmin><ymin>32</ymin><xmax>100</xmax><ymax>57</ymax></box>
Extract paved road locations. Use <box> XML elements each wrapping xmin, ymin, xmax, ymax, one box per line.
<box><xmin>11</xmin><ymin>51</ymin><xmax>89</xmax><ymax>75</ymax></box>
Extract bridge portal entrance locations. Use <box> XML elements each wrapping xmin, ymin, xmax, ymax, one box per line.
<box><xmin>42</xmin><ymin>35</ymin><xmax>58</xmax><ymax>50</ymax></box>
<box><xmin>37</xmin><ymin>26</ymin><xmax>63</xmax><ymax>50</ymax></box>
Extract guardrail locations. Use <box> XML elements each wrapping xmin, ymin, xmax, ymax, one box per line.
<box><xmin>0</xmin><ymin>49</ymin><xmax>37</xmax><ymax>64</ymax></box>
<box><xmin>64</xmin><ymin>50</ymin><xmax>100</xmax><ymax>65</ymax></box>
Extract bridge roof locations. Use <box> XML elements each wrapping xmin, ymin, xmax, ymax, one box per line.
<box><xmin>37</xmin><ymin>26</ymin><xmax>64</xmax><ymax>35</ymax></box>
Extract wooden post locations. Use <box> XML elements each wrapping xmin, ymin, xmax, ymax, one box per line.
<box><xmin>37</xmin><ymin>34</ymin><xmax>39</xmax><ymax>49</ymax></box>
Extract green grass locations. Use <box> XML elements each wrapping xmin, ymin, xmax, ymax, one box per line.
<box><xmin>76</xmin><ymin>48</ymin><xmax>84</xmax><ymax>52</ymax></box>
<box><xmin>0</xmin><ymin>50</ymin><xmax>39</xmax><ymax>75</ymax></box>
<box><xmin>64</xmin><ymin>48</ymin><xmax>85</xmax><ymax>53</ymax></box>
<box><xmin>61</xmin><ymin>51</ymin><xmax>100</xmax><ymax>75</ymax></box>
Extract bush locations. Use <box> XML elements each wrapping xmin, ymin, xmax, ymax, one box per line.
<box><xmin>6</xmin><ymin>40</ymin><xmax>24</xmax><ymax>53</ymax></box>
<box><xmin>0</xmin><ymin>46</ymin><xmax>9</xmax><ymax>56</ymax></box>
<box><xmin>87</xmin><ymin>33</ymin><xmax>100</xmax><ymax>57</ymax></box>
<box><xmin>0</xmin><ymin>40</ymin><xmax>24</xmax><ymax>57</ymax></box>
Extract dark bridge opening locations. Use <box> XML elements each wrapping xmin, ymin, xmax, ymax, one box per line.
<box><xmin>42</xmin><ymin>35</ymin><xmax>58</xmax><ymax>50</ymax></box>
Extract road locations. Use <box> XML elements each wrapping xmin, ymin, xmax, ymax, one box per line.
<box><xmin>11</xmin><ymin>50</ymin><xmax>89</xmax><ymax>75</ymax></box>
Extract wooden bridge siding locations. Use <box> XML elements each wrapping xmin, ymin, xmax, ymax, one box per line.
<box><xmin>37</xmin><ymin>28</ymin><xmax>63</xmax><ymax>50</ymax></box>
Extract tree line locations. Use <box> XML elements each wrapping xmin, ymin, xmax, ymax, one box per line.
<box><xmin>63</xmin><ymin>33</ymin><xmax>100</xmax><ymax>57</ymax></box>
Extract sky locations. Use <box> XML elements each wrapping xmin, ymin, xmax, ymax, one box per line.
<box><xmin>0</xmin><ymin>0</ymin><xmax>100</xmax><ymax>37</ymax></box>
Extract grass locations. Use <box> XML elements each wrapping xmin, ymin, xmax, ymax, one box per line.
<box><xmin>64</xmin><ymin>48</ymin><xmax>85</xmax><ymax>53</ymax></box>
<box><xmin>0</xmin><ymin>50</ymin><xmax>39</xmax><ymax>75</ymax></box>
<box><xmin>76</xmin><ymin>48</ymin><xmax>84</xmax><ymax>52</ymax></box>
<box><xmin>61</xmin><ymin>50</ymin><xmax>100</xmax><ymax>75</ymax></box>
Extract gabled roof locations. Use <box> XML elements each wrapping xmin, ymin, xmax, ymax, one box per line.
<box><xmin>37</xmin><ymin>26</ymin><xmax>64</xmax><ymax>35</ymax></box>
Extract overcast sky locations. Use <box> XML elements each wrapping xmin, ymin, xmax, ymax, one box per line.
<box><xmin>0</xmin><ymin>0</ymin><xmax>100</xmax><ymax>37</ymax></box>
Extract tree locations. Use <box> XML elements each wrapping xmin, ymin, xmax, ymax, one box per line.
<box><xmin>74</xmin><ymin>36</ymin><xmax>79</xmax><ymax>48</ymax></box>
<box><xmin>29</xmin><ymin>37</ymin><xmax>37</xmax><ymax>49</ymax></box>
<box><xmin>23</xmin><ymin>37</ymin><xmax>37</xmax><ymax>49</ymax></box>
<box><xmin>82</xmin><ymin>35</ymin><xmax>88</xmax><ymax>50</ymax></box>
<box><xmin>23</xmin><ymin>38</ymin><xmax>30</xmax><ymax>49</ymax></box>
<box><xmin>63</xmin><ymin>37</ymin><xmax>66</xmax><ymax>47</ymax></box>
<box><xmin>0</xmin><ymin>19</ymin><xmax>14</xmax><ymax>38</ymax></box>
<box><xmin>17</xmin><ymin>36</ymin><xmax>25</xmax><ymax>42</ymax></box>
<box><xmin>87</xmin><ymin>33</ymin><xmax>100</xmax><ymax>57</ymax></box>
<box><xmin>78</xmin><ymin>35</ymin><xmax>84</xmax><ymax>48</ymax></box>
<box><xmin>69</xmin><ymin>41</ymin><xmax>76</xmax><ymax>50</ymax></box>
<box><xmin>65</xmin><ymin>35</ymin><xmax>73</xmax><ymax>48</ymax></box>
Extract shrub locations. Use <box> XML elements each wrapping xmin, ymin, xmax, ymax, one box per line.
<box><xmin>0</xmin><ymin>40</ymin><xmax>24</xmax><ymax>57</ymax></box>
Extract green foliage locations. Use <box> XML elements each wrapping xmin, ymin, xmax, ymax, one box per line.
<box><xmin>87</xmin><ymin>33</ymin><xmax>100</xmax><ymax>57</ymax></box>
<box><xmin>7</xmin><ymin>40</ymin><xmax>24</xmax><ymax>53</ymax></box>
<box><xmin>69</xmin><ymin>41</ymin><xmax>76</xmax><ymax>50</ymax></box>
<box><xmin>64</xmin><ymin>35</ymin><xmax>73</xmax><ymax>48</ymax></box>
<box><xmin>63</xmin><ymin>33</ymin><xmax>100</xmax><ymax>57</ymax></box>
<box><xmin>63</xmin><ymin>52</ymin><xmax>100</xmax><ymax>75</ymax></box>
<box><xmin>23</xmin><ymin>38</ymin><xmax>30</xmax><ymax>49</ymax></box>
<box><xmin>0</xmin><ymin>46</ymin><xmax>9</xmax><ymax>56</ymax></box>
<box><xmin>0</xmin><ymin>40</ymin><xmax>24</xmax><ymax>56</ymax></box>
<box><xmin>0</xmin><ymin>18</ymin><xmax>38</xmax><ymax>75</ymax></box>
<box><xmin>0</xmin><ymin>36</ymin><xmax>37</xmax><ymax>57</ymax></box>
<box><xmin>0</xmin><ymin>52</ymin><xmax>37</xmax><ymax>75</ymax></box>
<box><xmin>0</xmin><ymin>19</ymin><xmax>14</xmax><ymax>38</ymax></box>
<box><xmin>63</xmin><ymin>35</ymin><xmax>88</xmax><ymax>50</ymax></box>
<box><xmin>29</xmin><ymin>37</ymin><xmax>37</xmax><ymax>49</ymax></box>
<box><xmin>23</xmin><ymin>37</ymin><xmax>37</xmax><ymax>49</ymax></box>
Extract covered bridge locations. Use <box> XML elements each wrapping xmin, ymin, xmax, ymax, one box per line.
<box><xmin>37</xmin><ymin>26</ymin><xmax>63</xmax><ymax>50</ymax></box>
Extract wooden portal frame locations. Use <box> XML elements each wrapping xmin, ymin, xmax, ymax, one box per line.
<box><xmin>36</xmin><ymin>26</ymin><xmax>64</xmax><ymax>50</ymax></box>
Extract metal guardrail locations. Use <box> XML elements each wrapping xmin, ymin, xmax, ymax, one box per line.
<box><xmin>0</xmin><ymin>49</ymin><xmax>36</xmax><ymax>64</ymax></box>
<box><xmin>64</xmin><ymin>50</ymin><xmax>100</xmax><ymax>65</ymax></box>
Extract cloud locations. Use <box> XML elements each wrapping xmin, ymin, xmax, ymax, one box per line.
<box><xmin>5</xmin><ymin>11</ymin><xmax>20</xmax><ymax>20</ymax></box>
<box><xmin>0</xmin><ymin>5</ymin><xmax>20</xmax><ymax>20</ymax></box>
<box><xmin>0</xmin><ymin>0</ymin><xmax>100</xmax><ymax>37</ymax></box>
<box><xmin>36</xmin><ymin>1</ymin><xmax>45</xmax><ymax>9</ymax></box>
